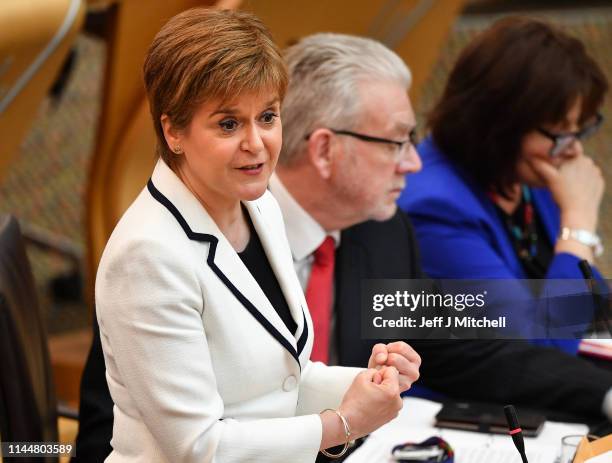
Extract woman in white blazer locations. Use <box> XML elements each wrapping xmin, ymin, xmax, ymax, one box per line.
<box><xmin>96</xmin><ymin>8</ymin><xmax>420</xmax><ymax>463</ymax></box>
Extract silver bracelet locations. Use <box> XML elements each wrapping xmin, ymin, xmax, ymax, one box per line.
<box><xmin>320</xmin><ymin>408</ymin><xmax>352</xmax><ymax>459</ymax></box>
<box><xmin>559</xmin><ymin>227</ymin><xmax>603</xmax><ymax>257</ymax></box>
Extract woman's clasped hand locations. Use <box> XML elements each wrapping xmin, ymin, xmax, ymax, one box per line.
<box><xmin>319</xmin><ymin>341</ymin><xmax>420</xmax><ymax>450</ymax></box>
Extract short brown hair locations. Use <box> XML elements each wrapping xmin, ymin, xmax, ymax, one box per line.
<box><xmin>143</xmin><ymin>8</ymin><xmax>288</xmax><ymax>169</ymax></box>
<box><xmin>428</xmin><ymin>16</ymin><xmax>608</xmax><ymax>195</ymax></box>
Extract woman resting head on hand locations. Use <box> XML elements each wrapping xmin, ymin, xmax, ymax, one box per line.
<box><xmin>96</xmin><ymin>7</ymin><xmax>417</xmax><ymax>463</ymax></box>
<box><xmin>399</xmin><ymin>16</ymin><xmax>608</xmax><ymax>352</ymax></box>
<box><xmin>427</xmin><ymin>16</ymin><xmax>608</xmax><ymax>265</ymax></box>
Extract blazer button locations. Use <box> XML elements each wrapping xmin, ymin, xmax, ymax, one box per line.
<box><xmin>282</xmin><ymin>375</ymin><xmax>297</xmax><ymax>392</ymax></box>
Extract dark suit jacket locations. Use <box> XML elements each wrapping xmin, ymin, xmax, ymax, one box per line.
<box><xmin>74</xmin><ymin>210</ymin><xmax>612</xmax><ymax>462</ymax></box>
<box><xmin>334</xmin><ymin>211</ymin><xmax>612</xmax><ymax>416</ymax></box>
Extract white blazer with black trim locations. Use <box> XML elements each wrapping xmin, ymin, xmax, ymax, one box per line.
<box><xmin>96</xmin><ymin>159</ymin><xmax>361</xmax><ymax>463</ymax></box>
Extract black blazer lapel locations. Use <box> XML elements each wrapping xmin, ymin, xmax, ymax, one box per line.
<box><xmin>334</xmin><ymin>233</ymin><xmax>370</xmax><ymax>368</ymax></box>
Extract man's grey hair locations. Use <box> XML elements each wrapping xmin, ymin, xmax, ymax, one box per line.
<box><xmin>279</xmin><ymin>33</ymin><xmax>411</xmax><ymax>165</ymax></box>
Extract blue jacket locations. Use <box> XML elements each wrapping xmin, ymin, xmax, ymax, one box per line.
<box><xmin>398</xmin><ymin>137</ymin><xmax>601</xmax><ymax>354</ymax></box>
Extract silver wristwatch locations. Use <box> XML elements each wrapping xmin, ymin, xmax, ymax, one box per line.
<box><xmin>559</xmin><ymin>227</ymin><xmax>604</xmax><ymax>257</ymax></box>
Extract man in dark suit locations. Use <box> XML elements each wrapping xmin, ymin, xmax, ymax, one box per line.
<box><xmin>74</xmin><ymin>32</ymin><xmax>612</xmax><ymax>462</ymax></box>
<box><xmin>273</xmin><ymin>33</ymin><xmax>612</xmax><ymax>423</ymax></box>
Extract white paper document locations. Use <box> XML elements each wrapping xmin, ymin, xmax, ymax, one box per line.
<box><xmin>345</xmin><ymin>398</ymin><xmax>588</xmax><ymax>463</ymax></box>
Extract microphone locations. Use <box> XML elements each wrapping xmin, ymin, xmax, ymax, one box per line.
<box><xmin>578</xmin><ymin>260</ymin><xmax>612</xmax><ymax>338</ymax></box>
<box><xmin>504</xmin><ymin>405</ymin><xmax>529</xmax><ymax>463</ymax></box>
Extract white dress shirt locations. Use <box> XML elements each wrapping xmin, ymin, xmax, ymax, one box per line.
<box><xmin>269</xmin><ymin>174</ymin><xmax>341</xmax><ymax>364</ymax></box>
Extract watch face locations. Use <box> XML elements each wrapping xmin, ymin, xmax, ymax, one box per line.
<box><xmin>559</xmin><ymin>227</ymin><xmax>603</xmax><ymax>256</ymax></box>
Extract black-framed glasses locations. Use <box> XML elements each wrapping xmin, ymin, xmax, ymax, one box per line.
<box><xmin>304</xmin><ymin>128</ymin><xmax>418</xmax><ymax>159</ymax></box>
<box><xmin>537</xmin><ymin>113</ymin><xmax>603</xmax><ymax>157</ymax></box>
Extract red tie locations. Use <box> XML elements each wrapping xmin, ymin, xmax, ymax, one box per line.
<box><xmin>305</xmin><ymin>236</ymin><xmax>335</xmax><ymax>364</ymax></box>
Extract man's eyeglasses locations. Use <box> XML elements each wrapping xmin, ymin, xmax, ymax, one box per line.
<box><xmin>537</xmin><ymin>113</ymin><xmax>603</xmax><ymax>157</ymax></box>
<box><xmin>305</xmin><ymin>128</ymin><xmax>418</xmax><ymax>160</ymax></box>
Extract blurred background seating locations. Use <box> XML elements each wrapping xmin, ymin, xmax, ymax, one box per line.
<box><xmin>0</xmin><ymin>215</ymin><xmax>78</xmax><ymax>463</ymax></box>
